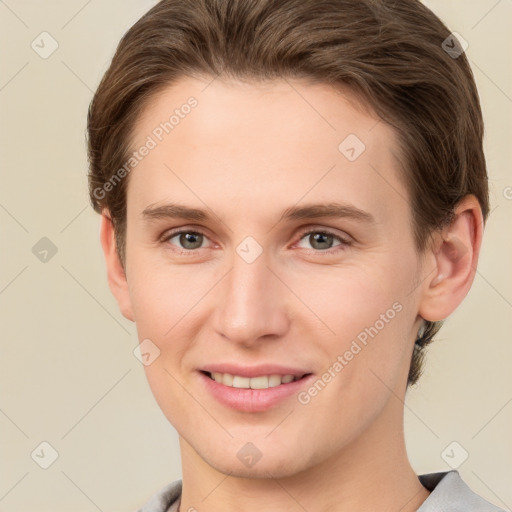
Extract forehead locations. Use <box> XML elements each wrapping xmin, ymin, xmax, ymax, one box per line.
<box><xmin>133</xmin><ymin>76</ymin><xmax>387</xmax><ymax>149</ymax></box>
<box><xmin>126</xmin><ymin>76</ymin><xmax>410</xmax><ymax>232</ymax></box>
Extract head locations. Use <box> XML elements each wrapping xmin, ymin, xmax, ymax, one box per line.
<box><xmin>87</xmin><ymin>0</ymin><xmax>487</xmax><ymax>477</ymax></box>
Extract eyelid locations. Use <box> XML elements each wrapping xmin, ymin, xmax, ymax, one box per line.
<box><xmin>160</xmin><ymin>225</ymin><xmax>353</xmax><ymax>253</ymax></box>
<box><xmin>159</xmin><ymin>226</ymin><xmax>215</xmax><ymax>249</ymax></box>
<box><xmin>292</xmin><ymin>226</ymin><xmax>353</xmax><ymax>252</ymax></box>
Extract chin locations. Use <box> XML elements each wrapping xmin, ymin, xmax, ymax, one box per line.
<box><xmin>208</xmin><ymin>455</ymin><xmax>307</xmax><ymax>480</ymax></box>
<box><xmin>197</xmin><ymin>438</ymin><xmax>316</xmax><ymax>480</ymax></box>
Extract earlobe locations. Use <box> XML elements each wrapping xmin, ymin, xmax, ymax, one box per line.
<box><xmin>418</xmin><ymin>195</ymin><xmax>484</xmax><ymax>322</ymax></box>
<box><xmin>99</xmin><ymin>211</ymin><xmax>135</xmax><ymax>322</ymax></box>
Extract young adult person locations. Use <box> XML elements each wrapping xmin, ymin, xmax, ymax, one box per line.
<box><xmin>86</xmin><ymin>1</ymin><xmax>505</xmax><ymax>510</ymax></box>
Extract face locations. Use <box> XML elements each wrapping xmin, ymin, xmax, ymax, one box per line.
<box><xmin>119</xmin><ymin>76</ymin><xmax>426</xmax><ymax>478</ymax></box>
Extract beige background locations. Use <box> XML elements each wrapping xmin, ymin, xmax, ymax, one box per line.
<box><xmin>0</xmin><ymin>1</ymin><xmax>511</xmax><ymax>510</ymax></box>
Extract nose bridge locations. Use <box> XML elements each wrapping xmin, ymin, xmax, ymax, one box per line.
<box><xmin>213</xmin><ymin>246</ymin><xmax>288</xmax><ymax>344</ymax></box>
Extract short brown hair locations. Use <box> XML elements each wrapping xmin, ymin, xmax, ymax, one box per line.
<box><xmin>87</xmin><ymin>0</ymin><xmax>489</xmax><ymax>386</ymax></box>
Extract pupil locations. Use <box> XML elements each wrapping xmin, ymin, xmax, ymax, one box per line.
<box><xmin>181</xmin><ymin>232</ymin><xmax>202</xmax><ymax>249</ymax></box>
<box><xmin>178</xmin><ymin>232</ymin><xmax>333</xmax><ymax>250</ymax></box>
<box><xmin>312</xmin><ymin>232</ymin><xmax>332</xmax><ymax>250</ymax></box>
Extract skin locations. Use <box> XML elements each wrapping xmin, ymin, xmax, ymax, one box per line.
<box><xmin>100</xmin><ymin>76</ymin><xmax>483</xmax><ymax>512</ymax></box>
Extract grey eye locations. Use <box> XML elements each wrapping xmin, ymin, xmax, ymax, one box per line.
<box><xmin>308</xmin><ymin>232</ymin><xmax>334</xmax><ymax>250</ymax></box>
<box><xmin>170</xmin><ymin>231</ymin><xmax>205</xmax><ymax>250</ymax></box>
<box><xmin>297</xmin><ymin>231</ymin><xmax>343</xmax><ymax>251</ymax></box>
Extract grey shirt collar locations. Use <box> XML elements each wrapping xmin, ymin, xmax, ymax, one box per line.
<box><xmin>138</xmin><ymin>470</ymin><xmax>506</xmax><ymax>512</ymax></box>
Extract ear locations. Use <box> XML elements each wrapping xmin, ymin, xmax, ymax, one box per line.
<box><xmin>418</xmin><ymin>195</ymin><xmax>484</xmax><ymax>322</ymax></box>
<box><xmin>99</xmin><ymin>211</ymin><xmax>135</xmax><ymax>322</ymax></box>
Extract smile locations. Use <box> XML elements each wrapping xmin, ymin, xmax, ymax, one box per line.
<box><xmin>199</xmin><ymin>370</ymin><xmax>314</xmax><ymax>412</ymax></box>
<box><xmin>204</xmin><ymin>371</ymin><xmax>307</xmax><ymax>389</ymax></box>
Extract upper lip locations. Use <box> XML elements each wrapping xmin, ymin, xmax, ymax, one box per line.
<box><xmin>200</xmin><ymin>363</ymin><xmax>312</xmax><ymax>378</ymax></box>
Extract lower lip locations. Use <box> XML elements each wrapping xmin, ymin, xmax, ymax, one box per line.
<box><xmin>199</xmin><ymin>372</ymin><xmax>315</xmax><ymax>412</ymax></box>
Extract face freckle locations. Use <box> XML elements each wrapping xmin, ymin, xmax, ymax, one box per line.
<box><xmin>121</xmin><ymin>75</ymin><xmax>424</xmax><ymax>478</ymax></box>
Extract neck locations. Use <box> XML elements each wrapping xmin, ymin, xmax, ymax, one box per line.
<box><xmin>177</xmin><ymin>395</ymin><xmax>430</xmax><ymax>512</ymax></box>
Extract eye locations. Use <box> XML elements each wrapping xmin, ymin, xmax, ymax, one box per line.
<box><xmin>160</xmin><ymin>227</ymin><xmax>352</xmax><ymax>255</ymax></box>
<box><xmin>295</xmin><ymin>228</ymin><xmax>351</xmax><ymax>252</ymax></box>
<box><xmin>163</xmin><ymin>230</ymin><xmax>210</xmax><ymax>252</ymax></box>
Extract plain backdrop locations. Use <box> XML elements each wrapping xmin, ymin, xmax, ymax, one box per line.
<box><xmin>0</xmin><ymin>1</ymin><xmax>511</xmax><ymax>510</ymax></box>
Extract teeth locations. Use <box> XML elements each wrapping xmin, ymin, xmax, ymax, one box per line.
<box><xmin>249</xmin><ymin>376</ymin><xmax>268</xmax><ymax>389</ymax></box>
<box><xmin>233</xmin><ymin>375</ymin><xmax>250</xmax><ymax>388</ymax></box>
<box><xmin>268</xmin><ymin>375</ymin><xmax>282</xmax><ymax>387</ymax></box>
<box><xmin>209</xmin><ymin>372</ymin><xmax>301</xmax><ymax>389</ymax></box>
<box><xmin>221</xmin><ymin>373</ymin><xmax>233</xmax><ymax>386</ymax></box>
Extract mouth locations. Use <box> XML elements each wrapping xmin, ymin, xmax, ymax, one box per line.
<box><xmin>198</xmin><ymin>368</ymin><xmax>316</xmax><ymax>412</ymax></box>
<box><xmin>200</xmin><ymin>370</ymin><xmax>312</xmax><ymax>389</ymax></box>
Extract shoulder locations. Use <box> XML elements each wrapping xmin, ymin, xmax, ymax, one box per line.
<box><xmin>136</xmin><ymin>479</ymin><xmax>182</xmax><ymax>512</ymax></box>
<box><xmin>417</xmin><ymin>470</ymin><xmax>506</xmax><ymax>512</ymax></box>
<box><xmin>136</xmin><ymin>472</ymin><xmax>507</xmax><ymax>512</ymax></box>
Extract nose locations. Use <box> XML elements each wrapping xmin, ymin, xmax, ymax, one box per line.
<box><xmin>211</xmin><ymin>251</ymin><xmax>290</xmax><ymax>348</ymax></box>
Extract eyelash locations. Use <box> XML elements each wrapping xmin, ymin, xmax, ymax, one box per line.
<box><xmin>294</xmin><ymin>227</ymin><xmax>352</xmax><ymax>253</ymax></box>
<box><xmin>160</xmin><ymin>227</ymin><xmax>352</xmax><ymax>256</ymax></box>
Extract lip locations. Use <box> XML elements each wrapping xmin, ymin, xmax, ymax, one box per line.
<box><xmin>198</xmin><ymin>369</ymin><xmax>315</xmax><ymax>413</ymax></box>
<box><xmin>200</xmin><ymin>363</ymin><xmax>310</xmax><ymax>378</ymax></box>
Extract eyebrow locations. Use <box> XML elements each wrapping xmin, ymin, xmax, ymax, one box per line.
<box><xmin>142</xmin><ymin>203</ymin><xmax>209</xmax><ymax>222</ymax></box>
<box><xmin>279</xmin><ymin>202</ymin><xmax>375</xmax><ymax>224</ymax></box>
<box><xmin>141</xmin><ymin>201</ymin><xmax>375</xmax><ymax>225</ymax></box>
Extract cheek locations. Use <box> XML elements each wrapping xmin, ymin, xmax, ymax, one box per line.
<box><xmin>291</xmin><ymin>260</ymin><xmax>405</xmax><ymax>340</ymax></box>
<box><xmin>127</xmin><ymin>252</ymin><xmax>201</xmax><ymax>335</ymax></box>
<box><xmin>292</xmin><ymin>259</ymin><xmax>414</xmax><ymax>398</ymax></box>
<box><xmin>295</xmin><ymin>291</ymin><xmax>411</xmax><ymax>447</ymax></box>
